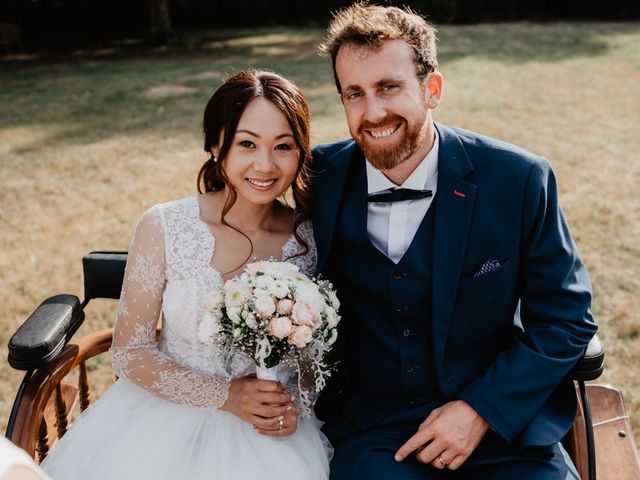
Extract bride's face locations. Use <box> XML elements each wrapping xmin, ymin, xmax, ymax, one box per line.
<box><xmin>219</xmin><ymin>97</ymin><xmax>300</xmax><ymax>206</ymax></box>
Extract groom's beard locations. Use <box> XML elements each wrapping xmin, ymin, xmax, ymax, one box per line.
<box><xmin>353</xmin><ymin>113</ymin><xmax>427</xmax><ymax>170</ymax></box>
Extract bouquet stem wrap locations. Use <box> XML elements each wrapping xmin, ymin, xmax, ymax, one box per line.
<box><xmin>256</xmin><ymin>365</ymin><xmax>280</xmax><ymax>382</ymax></box>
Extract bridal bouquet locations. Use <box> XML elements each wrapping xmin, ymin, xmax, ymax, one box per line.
<box><xmin>198</xmin><ymin>260</ymin><xmax>341</xmax><ymax>415</ymax></box>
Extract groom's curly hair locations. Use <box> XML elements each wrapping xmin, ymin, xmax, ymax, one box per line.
<box><xmin>199</xmin><ymin>70</ymin><xmax>312</xmax><ymax>268</ymax></box>
<box><xmin>319</xmin><ymin>1</ymin><xmax>439</xmax><ymax>93</ymax></box>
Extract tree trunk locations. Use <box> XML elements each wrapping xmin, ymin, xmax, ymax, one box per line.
<box><xmin>150</xmin><ymin>0</ymin><xmax>173</xmax><ymax>44</ymax></box>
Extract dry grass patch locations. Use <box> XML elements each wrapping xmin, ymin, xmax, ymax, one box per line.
<box><xmin>1</xmin><ymin>23</ymin><xmax>639</xmax><ymax>451</ymax></box>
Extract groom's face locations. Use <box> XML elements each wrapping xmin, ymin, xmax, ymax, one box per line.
<box><xmin>335</xmin><ymin>39</ymin><xmax>432</xmax><ymax>170</ymax></box>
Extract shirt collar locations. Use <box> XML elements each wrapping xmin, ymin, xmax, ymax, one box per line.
<box><xmin>366</xmin><ymin>129</ymin><xmax>439</xmax><ymax>194</ymax></box>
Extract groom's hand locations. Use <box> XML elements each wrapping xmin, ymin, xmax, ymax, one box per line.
<box><xmin>394</xmin><ymin>400</ymin><xmax>489</xmax><ymax>470</ymax></box>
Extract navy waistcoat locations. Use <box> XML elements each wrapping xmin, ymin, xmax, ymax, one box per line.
<box><xmin>324</xmin><ymin>157</ymin><xmax>442</xmax><ymax>431</ymax></box>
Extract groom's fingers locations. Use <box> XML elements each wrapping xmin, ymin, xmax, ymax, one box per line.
<box><xmin>415</xmin><ymin>437</ymin><xmax>443</xmax><ymax>464</ymax></box>
<box><xmin>445</xmin><ymin>453</ymin><xmax>466</xmax><ymax>471</ymax></box>
<box><xmin>395</xmin><ymin>429</ymin><xmax>434</xmax><ymax>462</ymax></box>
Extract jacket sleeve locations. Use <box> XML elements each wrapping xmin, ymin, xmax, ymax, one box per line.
<box><xmin>457</xmin><ymin>157</ymin><xmax>597</xmax><ymax>444</ymax></box>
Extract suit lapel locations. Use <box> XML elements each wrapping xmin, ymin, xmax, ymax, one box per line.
<box><xmin>432</xmin><ymin>124</ymin><xmax>477</xmax><ymax>370</ymax></box>
<box><xmin>314</xmin><ymin>142</ymin><xmax>357</xmax><ymax>273</ymax></box>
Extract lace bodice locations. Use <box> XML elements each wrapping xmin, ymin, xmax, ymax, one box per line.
<box><xmin>110</xmin><ymin>196</ymin><xmax>317</xmax><ymax>408</ymax></box>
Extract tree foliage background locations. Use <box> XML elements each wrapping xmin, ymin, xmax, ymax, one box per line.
<box><xmin>1</xmin><ymin>0</ymin><xmax>638</xmax><ymax>50</ymax></box>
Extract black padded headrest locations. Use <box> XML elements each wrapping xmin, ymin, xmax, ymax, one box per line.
<box><xmin>83</xmin><ymin>251</ymin><xmax>127</xmax><ymax>300</ymax></box>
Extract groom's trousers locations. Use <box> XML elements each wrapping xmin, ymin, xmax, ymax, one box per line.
<box><xmin>328</xmin><ymin>420</ymin><xmax>579</xmax><ymax>480</ymax></box>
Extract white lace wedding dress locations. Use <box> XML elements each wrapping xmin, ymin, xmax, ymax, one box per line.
<box><xmin>41</xmin><ymin>196</ymin><xmax>332</xmax><ymax>479</ymax></box>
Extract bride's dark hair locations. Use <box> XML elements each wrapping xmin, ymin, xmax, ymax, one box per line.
<box><xmin>198</xmin><ymin>69</ymin><xmax>312</xmax><ymax>268</ymax></box>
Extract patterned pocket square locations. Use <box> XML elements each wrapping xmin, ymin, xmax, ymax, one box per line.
<box><xmin>474</xmin><ymin>258</ymin><xmax>501</xmax><ymax>278</ymax></box>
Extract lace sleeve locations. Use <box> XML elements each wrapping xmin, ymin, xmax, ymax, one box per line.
<box><xmin>110</xmin><ymin>206</ymin><xmax>230</xmax><ymax>408</ymax></box>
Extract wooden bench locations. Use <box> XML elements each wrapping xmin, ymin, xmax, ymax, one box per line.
<box><xmin>6</xmin><ymin>252</ymin><xmax>640</xmax><ymax>479</ymax></box>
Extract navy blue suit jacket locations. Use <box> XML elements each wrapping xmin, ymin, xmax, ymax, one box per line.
<box><xmin>311</xmin><ymin>123</ymin><xmax>597</xmax><ymax>447</ymax></box>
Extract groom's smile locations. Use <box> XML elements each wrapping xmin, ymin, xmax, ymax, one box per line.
<box><xmin>362</xmin><ymin>120</ymin><xmax>402</xmax><ymax>140</ymax></box>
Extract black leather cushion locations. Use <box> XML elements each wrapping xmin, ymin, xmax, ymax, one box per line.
<box><xmin>8</xmin><ymin>294</ymin><xmax>84</xmax><ymax>370</ymax></box>
<box><xmin>83</xmin><ymin>251</ymin><xmax>127</xmax><ymax>300</ymax></box>
<box><xmin>572</xmin><ymin>335</ymin><xmax>604</xmax><ymax>381</ymax></box>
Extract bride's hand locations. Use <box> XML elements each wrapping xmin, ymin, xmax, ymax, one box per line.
<box><xmin>221</xmin><ymin>375</ymin><xmax>297</xmax><ymax>435</ymax></box>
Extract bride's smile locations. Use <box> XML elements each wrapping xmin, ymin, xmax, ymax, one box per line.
<box><xmin>218</xmin><ymin>96</ymin><xmax>301</xmax><ymax>209</ymax></box>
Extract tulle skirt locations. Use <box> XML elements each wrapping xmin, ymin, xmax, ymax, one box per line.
<box><xmin>41</xmin><ymin>379</ymin><xmax>332</xmax><ymax>479</ymax></box>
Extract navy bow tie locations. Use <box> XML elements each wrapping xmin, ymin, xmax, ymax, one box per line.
<box><xmin>367</xmin><ymin>188</ymin><xmax>433</xmax><ymax>203</ymax></box>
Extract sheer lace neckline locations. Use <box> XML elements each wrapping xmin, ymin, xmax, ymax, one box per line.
<box><xmin>193</xmin><ymin>195</ymin><xmax>299</xmax><ymax>278</ymax></box>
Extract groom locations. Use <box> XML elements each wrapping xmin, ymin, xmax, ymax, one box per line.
<box><xmin>311</xmin><ymin>3</ymin><xmax>597</xmax><ymax>479</ymax></box>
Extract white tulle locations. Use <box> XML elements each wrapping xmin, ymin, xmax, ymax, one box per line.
<box><xmin>41</xmin><ymin>196</ymin><xmax>330</xmax><ymax>480</ymax></box>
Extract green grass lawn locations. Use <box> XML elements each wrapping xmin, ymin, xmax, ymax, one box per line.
<box><xmin>1</xmin><ymin>23</ymin><xmax>639</xmax><ymax>451</ymax></box>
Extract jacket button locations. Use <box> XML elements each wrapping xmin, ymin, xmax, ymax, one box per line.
<box><xmin>393</xmin><ymin>271</ymin><xmax>403</xmax><ymax>280</ymax></box>
<box><xmin>404</xmin><ymin>363</ymin><xmax>415</xmax><ymax>374</ymax></box>
<box><xmin>394</xmin><ymin>304</ymin><xmax>403</xmax><ymax>312</ymax></box>
<box><xmin>403</xmin><ymin>329</ymin><xmax>411</xmax><ymax>337</ymax></box>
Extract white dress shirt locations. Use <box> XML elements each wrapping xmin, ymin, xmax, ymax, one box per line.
<box><xmin>366</xmin><ymin>131</ymin><xmax>439</xmax><ymax>263</ymax></box>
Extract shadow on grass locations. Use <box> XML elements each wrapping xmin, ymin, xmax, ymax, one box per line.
<box><xmin>0</xmin><ymin>23</ymin><xmax>636</xmax><ymax>159</ymax></box>
<box><xmin>437</xmin><ymin>22</ymin><xmax>637</xmax><ymax>64</ymax></box>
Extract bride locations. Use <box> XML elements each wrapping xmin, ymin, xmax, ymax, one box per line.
<box><xmin>41</xmin><ymin>70</ymin><xmax>331</xmax><ymax>479</ymax></box>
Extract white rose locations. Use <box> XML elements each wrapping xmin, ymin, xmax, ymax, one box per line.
<box><xmin>245</xmin><ymin>261</ymin><xmax>271</xmax><ymax>276</ymax></box>
<box><xmin>253</xmin><ymin>288</ymin><xmax>271</xmax><ymax>299</ymax></box>
<box><xmin>267</xmin><ymin>316</ymin><xmax>294</xmax><ymax>339</ymax></box>
<box><xmin>269</xmin><ymin>280</ymin><xmax>289</xmax><ymax>299</ymax></box>
<box><xmin>255</xmin><ymin>275</ymin><xmax>275</xmax><ymax>291</ymax></box>
<box><xmin>295</xmin><ymin>284</ymin><xmax>325</xmax><ymax>312</ymax></box>
<box><xmin>291</xmin><ymin>301</ymin><xmax>318</xmax><ymax>328</ymax></box>
<box><xmin>254</xmin><ymin>295</ymin><xmax>276</xmax><ymax>319</ymax></box>
<box><xmin>325</xmin><ymin>306</ymin><xmax>340</xmax><ymax>329</ymax></box>
<box><xmin>233</xmin><ymin>327</ymin><xmax>242</xmax><ymax>338</ymax></box>
<box><xmin>277</xmin><ymin>299</ymin><xmax>294</xmax><ymax>315</ymax></box>
<box><xmin>260</xmin><ymin>261</ymin><xmax>300</xmax><ymax>278</ymax></box>
<box><xmin>202</xmin><ymin>290</ymin><xmax>224</xmax><ymax>311</ymax></box>
<box><xmin>240</xmin><ymin>273</ymin><xmax>256</xmax><ymax>288</ymax></box>
<box><xmin>288</xmin><ymin>325</ymin><xmax>313</xmax><ymax>348</ymax></box>
<box><xmin>286</xmin><ymin>271</ymin><xmax>311</xmax><ymax>285</ymax></box>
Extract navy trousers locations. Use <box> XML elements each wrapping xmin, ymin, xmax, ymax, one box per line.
<box><xmin>329</xmin><ymin>422</ymin><xmax>579</xmax><ymax>480</ymax></box>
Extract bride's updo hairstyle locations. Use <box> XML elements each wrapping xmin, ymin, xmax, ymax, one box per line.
<box><xmin>199</xmin><ymin>70</ymin><xmax>312</xmax><ymax>256</ymax></box>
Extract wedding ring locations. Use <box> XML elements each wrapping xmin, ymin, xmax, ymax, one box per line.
<box><xmin>437</xmin><ymin>455</ymin><xmax>447</xmax><ymax>468</ymax></box>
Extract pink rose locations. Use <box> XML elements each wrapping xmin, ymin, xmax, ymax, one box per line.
<box><xmin>291</xmin><ymin>301</ymin><xmax>317</xmax><ymax>328</ymax></box>
<box><xmin>254</xmin><ymin>295</ymin><xmax>276</xmax><ymax>319</ymax></box>
<box><xmin>288</xmin><ymin>325</ymin><xmax>313</xmax><ymax>348</ymax></box>
<box><xmin>277</xmin><ymin>299</ymin><xmax>294</xmax><ymax>315</ymax></box>
<box><xmin>267</xmin><ymin>316</ymin><xmax>294</xmax><ymax>339</ymax></box>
